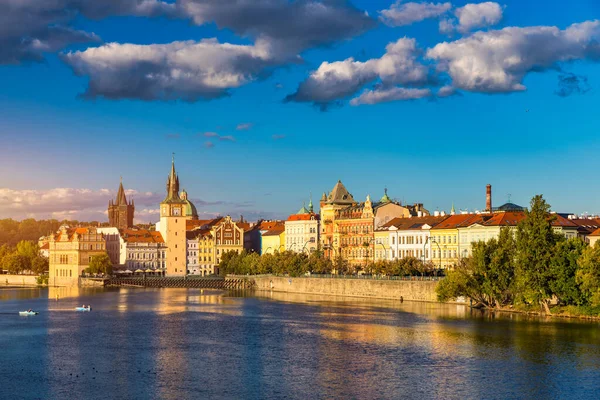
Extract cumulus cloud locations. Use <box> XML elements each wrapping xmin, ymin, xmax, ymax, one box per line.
<box><xmin>202</xmin><ymin>131</ymin><xmax>219</xmax><ymax>137</ymax></box>
<box><xmin>454</xmin><ymin>2</ymin><xmax>503</xmax><ymax>33</ymax></box>
<box><xmin>62</xmin><ymin>39</ymin><xmax>281</xmax><ymax>101</ymax></box>
<box><xmin>350</xmin><ymin>87</ymin><xmax>431</xmax><ymax>105</ymax></box>
<box><xmin>555</xmin><ymin>73</ymin><xmax>591</xmax><ymax>97</ymax></box>
<box><xmin>178</xmin><ymin>0</ymin><xmax>375</xmax><ymax>54</ymax></box>
<box><xmin>0</xmin><ymin>187</ymin><xmax>163</xmax><ymax>221</ymax></box>
<box><xmin>218</xmin><ymin>135</ymin><xmax>236</xmax><ymax>142</ymax></box>
<box><xmin>427</xmin><ymin>20</ymin><xmax>600</xmax><ymax>93</ymax></box>
<box><xmin>437</xmin><ymin>85</ymin><xmax>459</xmax><ymax>97</ymax></box>
<box><xmin>236</xmin><ymin>122</ymin><xmax>253</xmax><ymax>130</ymax></box>
<box><xmin>0</xmin><ymin>0</ymin><xmax>175</xmax><ymax>64</ymax></box>
<box><xmin>379</xmin><ymin>1</ymin><xmax>451</xmax><ymax>27</ymax></box>
<box><xmin>286</xmin><ymin>37</ymin><xmax>432</xmax><ymax>107</ymax></box>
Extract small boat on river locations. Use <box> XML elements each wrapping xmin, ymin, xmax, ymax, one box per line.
<box><xmin>75</xmin><ymin>306</ymin><xmax>91</xmax><ymax>312</ymax></box>
<box><xmin>19</xmin><ymin>311</ymin><xmax>39</xmax><ymax>316</ymax></box>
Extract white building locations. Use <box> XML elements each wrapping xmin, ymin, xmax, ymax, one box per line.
<box><xmin>285</xmin><ymin>201</ymin><xmax>320</xmax><ymax>253</ymax></box>
<box><xmin>97</xmin><ymin>227</ymin><xmax>125</xmax><ymax>266</ymax></box>
<box><xmin>380</xmin><ymin>216</ymin><xmax>448</xmax><ymax>262</ymax></box>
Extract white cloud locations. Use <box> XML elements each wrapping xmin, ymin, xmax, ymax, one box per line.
<box><xmin>62</xmin><ymin>38</ymin><xmax>280</xmax><ymax>101</ymax></box>
<box><xmin>286</xmin><ymin>37</ymin><xmax>431</xmax><ymax>106</ymax></box>
<box><xmin>236</xmin><ymin>123</ymin><xmax>253</xmax><ymax>130</ymax></box>
<box><xmin>380</xmin><ymin>1</ymin><xmax>452</xmax><ymax>27</ymax></box>
<box><xmin>350</xmin><ymin>87</ymin><xmax>431</xmax><ymax>105</ymax></box>
<box><xmin>455</xmin><ymin>2</ymin><xmax>503</xmax><ymax>33</ymax></box>
<box><xmin>0</xmin><ymin>187</ymin><xmax>163</xmax><ymax>221</ymax></box>
<box><xmin>427</xmin><ymin>20</ymin><xmax>600</xmax><ymax>93</ymax></box>
<box><xmin>437</xmin><ymin>85</ymin><xmax>458</xmax><ymax>97</ymax></box>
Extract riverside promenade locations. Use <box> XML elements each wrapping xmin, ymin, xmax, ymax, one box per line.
<box><xmin>105</xmin><ymin>276</ymin><xmax>255</xmax><ymax>290</ymax></box>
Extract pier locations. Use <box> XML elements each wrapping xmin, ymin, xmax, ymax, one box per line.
<box><xmin>105</xmin><ymin>276</ymin><xmax>255</xmax><ymax>290</ymax></box>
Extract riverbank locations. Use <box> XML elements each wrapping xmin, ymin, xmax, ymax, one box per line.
<box><xmin>249</xmin><ymin>275</ymin><xmax>445</xmax><ymax>303</ymax></box>
<box><xmin>491</xmin><ymin>304</ymin><xmax>600</xmax><ymax>321</ymax></box>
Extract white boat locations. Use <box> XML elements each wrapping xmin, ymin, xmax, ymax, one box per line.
<box><xmin>75</xmin><ymin>306</ymin><xmax>91</xmax><ymax>312</ymax></box>
<box><xmin>19</xmin><ymin>311</ymin><xmax>38</xmax><ymax>316</ymax></box>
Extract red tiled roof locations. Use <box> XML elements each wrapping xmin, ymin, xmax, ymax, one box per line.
<box><xmin>262</xmin><ymin>227</ymin><xmax>285</xmax><ymax>236</ymax></box>
<box><xmin>40</xmin><ymin>243</ymin><xmax>49</xmax><ymax>250</ymax></box>
<box><xmin>432</xmin><ymin>214</ymin><xmax>488</xmax><ymax>229</ymax></box>
<box><xmin>287</xmin><ymin>213</ymin><xmax>320</xmax><ymax>222</ymax></box>
<box><xmin>483</xmin><ymin>212</ymin><xmax>526</xmax><ymax>226</ymax></box>
<box><xmin>590</xmin><ymin>228</ymin><xmax>600</xmax><ymax>237</ymax></box>
<box><xmin>186</xmin><ymin>218</ymin><xmax>222</xmax><ymax>230</ymax></box>
<box><xmin>380</xmin><ymin>215</ymin><xmax>448</xmax><ymax>231</ymax></box>
<box><xmin>121</xmin><ymin>229</ymin><xmax>164</xmax><ymax>243</ymax></box>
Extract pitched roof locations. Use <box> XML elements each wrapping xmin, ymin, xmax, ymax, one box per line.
<box><xmin>287</xmin><ymin>213</ymin><xmax>320</xmax><ymax>222</ymax></box>
<box><xmin>381</xmin><ymin>216</ymin><xmax>449</xmax><ymax>231</ymax></box>
<box><xmin>326</xmin><ymin>180</ymin><xmax>355</xmax><ymax>205</ymax></box>
<box><xmin>54</xmin><ymin>227</ymin><xmax>95</xmax><ymax>241</ymax></box>
<box><xmin>186</xmin><ymin>218</ymin><xmax>222</xmax><ymax>231</ymax></box>
<box><xmin>568</xmin><ymin>218</ymin><xmax>600</xmax><ymax>235</ymax></box>
<box><xmin>187</xmin><ymin>228</ymin><xmax>213</xmax><ymax>240</ymax></box>
<box><xmin>590</xmin><ymin>228</ymin><xmax>600</xmax><ymax>237</ymax></box>
<box><xmin>483</xmin><ymin>211</ymin><xmax>526</xmax><ymax>226</ymax></box>
<box><xmin>121</xmin><ymin>229</ymin><xmax>164</xmax><ymax>243</ymax></box>
<box><xmin>432</xmin><ymin>214</ymin><xmax>488</xmax><ymax>229</ymax></box>
<box><xmin>262</xmin><ymin>226</ymin><xmax>285</xmax><ymax>236</ymax></box>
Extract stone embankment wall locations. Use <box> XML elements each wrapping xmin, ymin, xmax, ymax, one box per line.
<box><xmin>1</xmin><ymin>275</ymin><xmax>38</xmax><ymax>286</ymax></box>
<box><xmin>251</xmin><ymin>276</ymin><xmax>439</xmax><ymax>302</ymax></box>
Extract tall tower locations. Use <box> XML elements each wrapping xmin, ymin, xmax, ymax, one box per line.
<box><xmin>108</xmin><ymin>177</ymin><xmax>134</xmax><ymax>230</ymax></box>
<box><xmin>159</xmin><ymin>155</ymin><xmax>187</xmax><ymax>276</ymax></box>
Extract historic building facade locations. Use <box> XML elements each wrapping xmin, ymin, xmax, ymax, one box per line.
<box><xmin>261</xmin><ymin>225</ymin><xmax>286</xmax><ymax>255</ymax></box>
<box><xmin>48</xmin><ymin>226</ymin><xmax>106</xmax><ymax>286</ymax></box>
<box><xmin>285</xmin><ymin>200</ymin><xmax>319</xmax><ymax>253</ymax></box>
<box><xmin>320</xmin><ymin>181</ymin><xmax>356</xmax><ymax>259</ymax></box>
<box><xmin>379</xmin><ymin>215</ymin><xmax>449</xmax><ymax>262</ymax></box>
<box><xmin>108</xmin><ymin>178</ymin><xmax>135</xmax><ymax>230</ymax></box>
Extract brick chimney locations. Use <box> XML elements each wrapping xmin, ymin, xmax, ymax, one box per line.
<box><xmin>486</xmin><ymin>184</ymin><xmax>492</xmax><ymax>212</ymax></box>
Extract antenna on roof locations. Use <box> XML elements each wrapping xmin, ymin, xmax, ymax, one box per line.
<box><xmin>507</xmin><ymin>193</ymin><xmax>512</xmax><ymax>203</ymax></box>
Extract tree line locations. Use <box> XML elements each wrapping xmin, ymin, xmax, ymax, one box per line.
<box><xmin>218</xmin><ymin>250</ymin><xmax>440</xmax><ymax>277</ymax></box>
<box><xmin>0</xmin><ymin>218</ymin><xmax>108</xmax><ymax>247</ymax></box>
<box><xmin>0</xmin><ymin>241</ymin><xmax>48</xmax><ymax>275</ymax></box>
<box><xmin>436</xmin><ymin>195</ymin><xmax>600</xmax><ymax>314</ymax></box>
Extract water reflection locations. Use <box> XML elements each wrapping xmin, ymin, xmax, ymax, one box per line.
<box><xmin>1</xmin><ymin>288</ymin><xmax>600</xmax><ymax>400</ymax></box>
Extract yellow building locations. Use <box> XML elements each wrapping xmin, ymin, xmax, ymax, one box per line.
<box><xmin>261</xmin><ymin>226</ymin><xmax>285</xmax><ymax>255</ymax></box>
<box><xmin>429</xmin><ymin>214</ymin><xmax>485</xmax><ymax>269</ymax></box>
<box><xmin>48</xmin><ymin>226</ymin><xmax>106</xmax><ymax>286</ymax></box>
<box><xmin>373</xmin><ymin>229</ymin><xmax>389</xmax><ymax>261</ymax></box>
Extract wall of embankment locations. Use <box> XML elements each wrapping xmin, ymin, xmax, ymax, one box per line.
<box><xmin>1</xmin><ymin>275</ymin><xmax>38</xmax><ymax>286</ymax></box>
<box><xmin>251</xmin><ymin>276</ymin><xmax>440</xmax><ymax>302</ymax></box>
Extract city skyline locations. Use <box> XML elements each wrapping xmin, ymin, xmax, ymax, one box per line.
<box><xmin>1</xmin><ymin>1</ymin><xmax>600</xmax><ymax>221</ymax></box>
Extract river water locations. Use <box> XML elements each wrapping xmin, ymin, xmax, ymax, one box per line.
<box><xmin>1</xmin><ymin>287</ymin><xmax>599</xmax><ymax>400</ymax></box>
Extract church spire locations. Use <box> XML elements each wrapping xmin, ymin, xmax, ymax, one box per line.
<box><xmin>164</xmin><ymin>154</ymin><xmax>181</xmax><ymax>202</ymax></box>
<box><xmin>116</xmin><ymin>176</ymin><xmax>127</xmax><ymax>205</ymax></box>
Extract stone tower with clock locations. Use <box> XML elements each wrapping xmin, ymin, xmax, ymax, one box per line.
<box><xmin>159</xmin><ymin>156</ymin><xmax>187</xmax><ymax>276</ymax></box>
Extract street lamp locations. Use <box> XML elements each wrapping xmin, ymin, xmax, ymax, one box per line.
<box><xmin>302</xmin><ymin>240</ymin><xmax>312</xmax><ymax>253</ymax></box>
<box><xmin>425</xmin><ymin>236</ymin><xmax>442</xmax><ymax>274</ymax></box>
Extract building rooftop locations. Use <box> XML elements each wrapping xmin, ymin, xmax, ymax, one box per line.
<box><xmin>326</xmin><ymin>180</ymin><xmax>355</xmax><ymax>205</ymax></box>
<box><xmin>121</xmin><ymin>229</ymin><xmax>164</xmax><ymax>243</ymax></box>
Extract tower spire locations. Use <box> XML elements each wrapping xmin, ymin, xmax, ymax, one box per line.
<box><xmin>164</xmin><ymin>154</ymin><xmax>181</xmax><ymax>201</ymax></box>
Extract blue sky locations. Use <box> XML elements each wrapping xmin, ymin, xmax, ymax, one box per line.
<box><xmin>1</xmin><ymin>0</ymin><xmax>600</xmax><ymax>222</ymax></box>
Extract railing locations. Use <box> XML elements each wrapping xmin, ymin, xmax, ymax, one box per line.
<box><xmin>227</xmin><ymin>274</ymin><xmax>445</xmax><ymax>281</ymax></box>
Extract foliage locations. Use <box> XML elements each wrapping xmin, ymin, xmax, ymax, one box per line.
<box><xmin>549</xmin><ymin>238</ymin><xmax>587</xmax><ymax>305</ymax></box>
<box><xmin>0</xmin><ymin>218</ymin><xmax>108</xmax><ymax>247</ymax></box>
<box><xmin>36</xmin><ymin>274</ymin><xmax>49</xmax><ymax>285</ymax></box>
<box><xmin>87</xmin><ymin>252</ymin><xmax>113</xmax><ymax>275</ymax></box>
<box><xmin>576</xmin><ymin>242</ymin><xmax>600</xmax><ymax>306</ymax></box>
<box><xmin>514</xmin><ymin>195</ymin><xmax>563</xmax><ymax>313</ymax></box>
<box><xmin>0</xmin><ymin>240</ymin><xmax>48</xmax><ymax>275</ymax></box>
<box><xmin>436</xmin><ymin>194</ymin><xmax>600</xmax><ymax>315</ymax></box>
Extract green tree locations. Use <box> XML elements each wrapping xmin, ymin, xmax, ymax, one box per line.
<box><xmin>5</xmin><ymin>254</ymin><xmax>28</xmax><ymax>274</ymax></box>
<box><xmin>515</xmin><ymin>195</ymin><xmax>562</xmax><ymax>314</ymax></box>
<box><xmin>549</xmin><ymin>238</ymin><xmax>587</xmax><ymax>305</ymax></box>
<box><xmin>88</xmin><ymin>253</ymin><xmax>113</xmax><ymax>275</ymax></box>
<box><xmin>31</xmin><ymin>256</ymin><xmax>49</xmax><ymax>275</ymax></box>
<box><xmin>16</xmin><ymin>240</ymin><xmax>39</xmax><ymax>271</ymax></box>
<box><xmin>576</xmin><ymin>241</ymin><xmax>600</xmax><ymax>306</ymax></box>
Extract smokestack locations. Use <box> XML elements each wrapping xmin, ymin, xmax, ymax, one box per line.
<box><xmin>486</xmin><ymin>184</ymin><xmax>492</xmax><ymax>212</ymax></box>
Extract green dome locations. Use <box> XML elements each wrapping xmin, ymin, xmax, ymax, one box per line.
<box><xmin>180</xmin><ymin>189</ymin><xmax>198</xmax><ymax>218</ymax></box>
<box><xmin>380</xmin><ymin>188</ymin><xmax>391</xmax><ymax>203</ymax></box>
